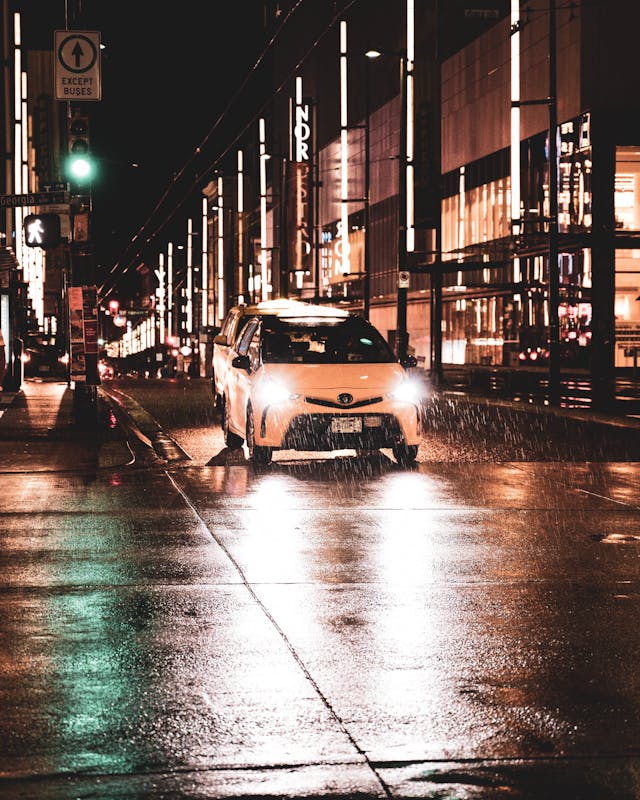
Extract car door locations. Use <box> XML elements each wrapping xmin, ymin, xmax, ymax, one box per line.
<box><xmin>212</xmin><ymin>308</ymin><xmax>237</xmax><ymax>399</ymax></box>
<box><xmin>226</xmin><ymin>317</ymin><xmax>261</xmax><ymax>438</ymax></box>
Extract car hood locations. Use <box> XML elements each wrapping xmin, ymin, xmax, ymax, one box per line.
<box><xmin>261</xmin><ymin>362</ymin><xmax>409</xmax><ymax>395</ymax></box>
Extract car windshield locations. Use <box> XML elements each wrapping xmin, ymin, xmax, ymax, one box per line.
<box><xmin>261</xmin><ymin>317</ymin><xmax>396</xmax><ymax>364</ymax></box>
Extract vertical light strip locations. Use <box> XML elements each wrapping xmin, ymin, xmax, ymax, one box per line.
<box><xmin>406</xmin><ymin>0</ymin><xmax>415</xmax><ymax>253</ymax></box>
<box><xmin>167</xmin><ymin>242</ymin><xmax>174</xmax><ymax>338</ymax></box>
<box><xmin>217</xmin><ymin>175</ymin><xmax>225</xmax><ymax>321</ymax></box>
<box><xmin>510</xmin><ymin>0</ymin><xmax>521</xmax><ymax>236</ymax></box>
<box><xmin>21</xmin><ymin>73</ymin><xmax>28</xmax><ymax>191</ymax></box>
<box><xmin>259</xmin><ymin>118</ymin><xmax>268</xmax><ymax>299</ymax></box>
<box><xmin>186</xmin><ymin>218</ymin><xmax>193</xmax><ymax>335</ymax></box>
<box><xmin>339</xmin><ymin>20</ymin><xmax>350</xmax><ymax>275</ymax></box>
<box><xmin>237</xmin><ymin>149</ymin><xmax>245</xmax><ymax>305</ymax></box>
<box><xmin>295</xmin><ymin>76</ymin><xmax>303</xmax><ymax>162</ymax></box>
<box><xmin>201</xmin><ymin>197</ymin><xmax>208</xmax><ymax>328</ymax></box>
<box><xmin>289</xmin><ymin>93</ymin><xmax>294</xmax><ymax>162</ymax></box>
<box><xmin>21</xmin><ymin>73</ymin><xmax>31</xmax><ymax>289</ymax></box>
<box><xmin>14</xmin><ymin>14</ymin><xmax>24</xmax><ymax>267</ymax></box>
<box><xmin>458</xmin><ymin>166</ymin><xmax>465</xmax><ymax>260</ymax></box>
<box><xmin>157</xmin><ymin>252</ymin><xmax>166</xmax><ymax>344</ymax></box>
<box><xmin>13</xmin><ymin>14</ymin><xmax>21</xmax><ymax>190</ymax></box>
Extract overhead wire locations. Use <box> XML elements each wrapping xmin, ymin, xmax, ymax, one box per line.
<box><xmin>99</xmin><ymin>0</ymin><xmax>359</xmax><ymax>301</ymax></box>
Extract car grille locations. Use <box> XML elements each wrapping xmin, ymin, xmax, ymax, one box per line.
<box><xmin>280</xmin><ymin>413</ymin><xmax>403</xmax><ymax>451</ymax></box>
<box><xmin>304</xmin><ymin>395</ymin><xmax>384</xmax><ymax>409</ymax></box>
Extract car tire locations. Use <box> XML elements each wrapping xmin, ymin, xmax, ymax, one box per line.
<box><xmin>392</xmin><ymin>443</ymin><xmax>418</xmax><ymax>466</ymax></box>
<box><xmin>222</xmin><ymin>396</ymin><xmax>244</xmax><ymax>448</ymax></box>
<box><xmin>246</xmin><ymin>405</ymin><xmax>272</xmax><ymax>465</ymax></box>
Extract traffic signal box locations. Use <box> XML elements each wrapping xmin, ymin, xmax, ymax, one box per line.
<box><xmin>23</xmin><ymin>213</ymin><xmax>61</xmax><ymax>248</ymax></box>
<box><xmin>66</xmin><ymin>112</ymin><xmax>93</xmax><ymax>187</ymax></box>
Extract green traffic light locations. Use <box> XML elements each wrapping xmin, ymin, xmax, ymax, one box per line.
<box><xmin>70</xmin><ymin>156</ymin><xmax>92</xmax><ymax>179</ymax></box>
<box><xmin>66</xmin><ymin>154</ymin><xmax>95</xmax><ymax>183</ymax></box>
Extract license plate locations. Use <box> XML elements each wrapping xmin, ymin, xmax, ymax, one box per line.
<box><xmin>331</xmin><ymin>416</ymin><xmax>362</xmax><ymax>433</ymax></box>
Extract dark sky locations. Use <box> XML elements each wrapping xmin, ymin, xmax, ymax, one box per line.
<box><xmin>14</xmin><ymin>0</ymin><xmax>268</xmax><ymax>287</ymax></box>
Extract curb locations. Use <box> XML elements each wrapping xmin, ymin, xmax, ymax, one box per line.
<box><xmin>99</xmin><ymin>387</ymin><xmax>192</xmax><ymax>464</ymax></box>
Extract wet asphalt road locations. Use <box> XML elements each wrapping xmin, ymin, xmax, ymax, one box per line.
<box><xmin>1</xmin><ymin>378</ymin><xmax>640</xmax><ymax>799</ymax></box>
<box><xmin>106</xmin><ymin>376</ymin><xmax>640</xmax><ymax>465</ymax></box>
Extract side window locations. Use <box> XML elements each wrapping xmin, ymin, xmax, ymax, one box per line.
<box><xmin>237</xmin><ymin>319</ymin><xmax>259</xmax><ymax>356</ymax></box>
<box><xmin>221</xmin><ymin>311</ymin><xmax>235</xmax><ymax>338</ymax></box>
<box><xmin>248</xmin><ymin>327</ymin><xmax>262</xmax><ymax>370</ymax></box>
<box><xmin>233</xmin><ymin>315</ymin><xmax>254</xmax><ymax>346</ymax></box>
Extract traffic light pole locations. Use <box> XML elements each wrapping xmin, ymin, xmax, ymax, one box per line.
<box><xmin>65</xmin><ymin>102</ymin><xmax>99</xmax><ymax>423</ymax></box>
<box><xmin>547</xmin><ymin>0</ymin><xmax>561</xmax><ymax>407</ymax></box>
<box><xmin>396</xmin><ymin>52</ymin><xmax>409</xmax><ymax>362</ymax></box>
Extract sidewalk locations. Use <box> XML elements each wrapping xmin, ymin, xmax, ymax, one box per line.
<box><xmin>0</xmin><ymin>380</ymin><xmax>135</xmax><ymax>472</ymax></box>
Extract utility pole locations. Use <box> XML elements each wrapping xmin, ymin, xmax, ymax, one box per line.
<box><xmin>396</xmin><ymin>51</ymin><xmax>409</xmax><ymax>361</ymax></box>
<box><xmin>547</xmin><ymin>0</ymin><xmax>561</xmax><ymax>406</ymax></box>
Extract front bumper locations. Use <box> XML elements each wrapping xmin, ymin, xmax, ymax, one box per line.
<box><xmin>256</xmin><ymin>399</ymin><xmax>421</xmax><ymax>450</ymax></box>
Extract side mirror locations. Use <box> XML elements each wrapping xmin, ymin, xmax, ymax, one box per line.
<box><xmin>400</xmin><ymin>354</ymin><xmax>418</xmax><ymax>369</ymax></box>
<box><xmin>232</xmin><ymin>354</ymin><xmax>251</xmax><ymax>371</ymax></box>
<box><xmin>213</xmin><ymin>333</ymin><xmax>228</xmax><ymax>346</ymax></box>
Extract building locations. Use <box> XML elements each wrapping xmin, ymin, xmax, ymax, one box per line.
<box><xmin>439</xmin><ymin>0</ymin><xmax>640</xmax><ymax>409</ymax></box>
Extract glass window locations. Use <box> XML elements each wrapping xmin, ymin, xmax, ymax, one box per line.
<box><xmin>615</xmin><ymin>146</ymin><xmax>640</xmax><ymax>232</ymax></box>
<box><xmin>236</xmin><ymin>319</ymin><xmax>259</xmax><ymax>356</ymax></box>
<box><xmin>261</xmin><ymin>318</ymin><xmax>396</xmax><ymax>365</ymax></box>
<box><xmin>615</xmin><ymin>248</ymin><xmax>640</xmax><ymax>367</ymax></box>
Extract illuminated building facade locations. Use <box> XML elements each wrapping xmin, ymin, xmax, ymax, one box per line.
<box><xmin>439</xmin><ymin>1</ymin><xmax>640</xmax><ymax>408</ymax></box>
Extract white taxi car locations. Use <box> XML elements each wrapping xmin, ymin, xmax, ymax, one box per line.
<box><xmin>221</xmin><ymin>305</ymin><xmax>423</xmax><ymax>465</ymax></box>
<box><xmin>212</xmin><ymin>299</ymin><xmax>320</xmax><ymax>407</ymax></box>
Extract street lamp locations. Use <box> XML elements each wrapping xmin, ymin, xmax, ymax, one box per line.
<box><xmin>362</xmin><ymin>53</ymin><xmax>372</xmax><ymax>321</ymax></box>
<box><xmin>365</xmin><ymin>48</ymin><xmax>410</xmax><ymax>361</ymax></box>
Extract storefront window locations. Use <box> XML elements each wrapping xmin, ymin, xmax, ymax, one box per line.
<box><xmin>442</xmin><ymin>294</ymin><xmax>508</xmax><ymax>366</ymax></box>
<box><xmin>615</xmin><ymin>146</ymin><xmax>640</xmax><ymax>231</ymax></box>
<box><xmin>558</xmin><ymin>114</ymin><xmax>592</xmax><ymax>233</ymax></box>
<box><xmin>614</xmin><ymin>248</ymin><xmax>640</xmax><ymax>367</ymax></box>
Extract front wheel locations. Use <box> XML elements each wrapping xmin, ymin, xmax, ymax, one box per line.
<box><xmin>246</xmin><ymin>405</ymin><xmax>272</xmax><ymax>465</ymax></box>
<box><xmin>392</xmin><ymin>443</ymin><xmax>418</xmax><ymax>466</ymax></box>
<box><xmin>222</xmin><ymin>397</ymin><xmax>244</xmax><ymax>448</ymax></box>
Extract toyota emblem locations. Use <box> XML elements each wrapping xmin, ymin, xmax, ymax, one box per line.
<box><xmin>338</xmin><ymin>393</ymin><xmax>353</xmax><ymax>405</ymax></box>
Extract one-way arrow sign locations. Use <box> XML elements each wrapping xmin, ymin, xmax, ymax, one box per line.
<box><xmin>54</xmin><ymin>30</ymin><xmax>102</xmax><ymax>101</ymax></box>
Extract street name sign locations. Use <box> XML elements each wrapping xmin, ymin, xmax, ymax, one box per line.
<box><xmin>54</xmin><ymin>31</ymin><xmax>102</xmax><ymax>101</ymax></box>
<box><xmin>0</xmin><ymin>191</ymin><xmax>70</xmax><ymax>208</ymax></box>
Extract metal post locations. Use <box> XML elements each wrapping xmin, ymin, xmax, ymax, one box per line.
<box><xmin>432</xmin><ymin>257</ymin><xmax>443</xmax><ymax>385</ymax></box>
<box><xmin>547</xmin><ymin>0</ymin><xmax>561</xmax><ymax>406</ymax></box>
<box><xmin>363</xmin><ymin>57</ymin><xmax>371</xmax><ymax>320</ymax></box>
<box><xmin>311</xmin><ymin>100</ymin><xmax>321</xmax><ymax>304</ymax></box>
<box><xmin>397</xmin><ymin>53</ymin><xmax>409</xmax><ymax>360</ymax></box>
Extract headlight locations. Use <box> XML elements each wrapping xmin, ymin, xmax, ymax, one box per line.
<box><xmin>388</xmin><ymin>378</ymin><xmax>423</xmax><ymax>404</ymax></box>
<box><xmin>256</xmin><ymin>378</ymin><xmax>297</xmax><ymax>406</ymax></box>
